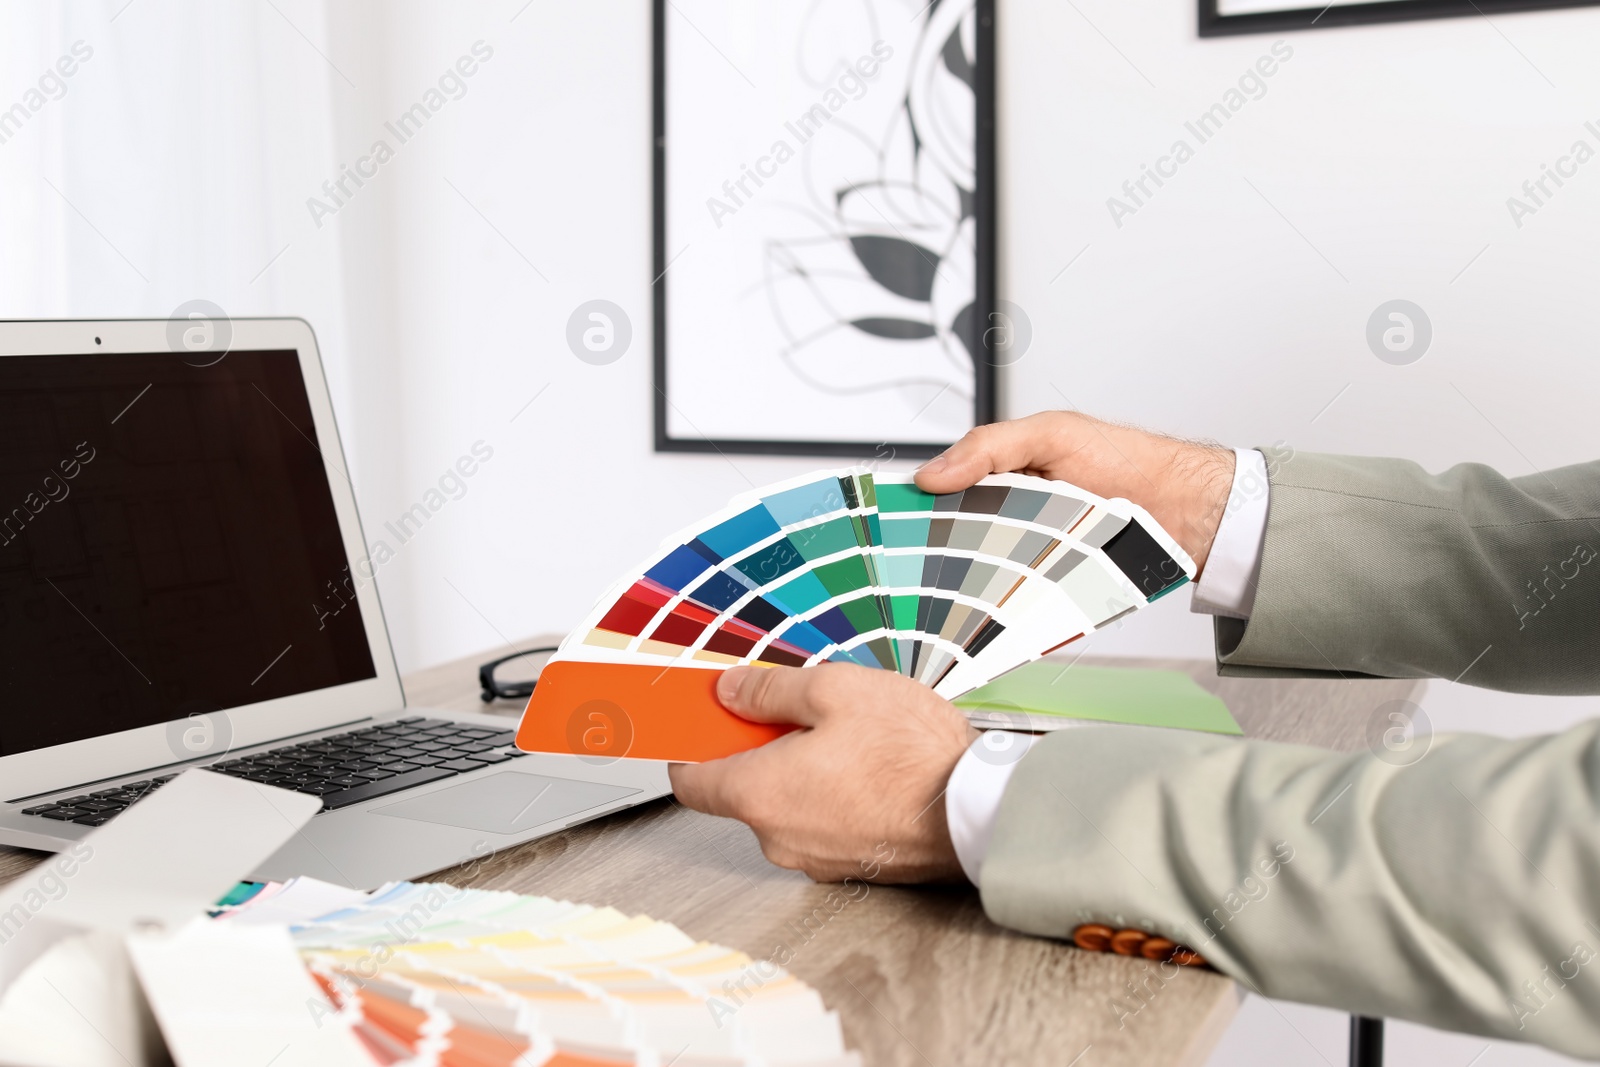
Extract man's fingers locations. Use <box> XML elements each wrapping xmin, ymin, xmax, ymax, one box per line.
<box><xmin>716</xmin><ymin>661</ymin><xmax>890</xmax><ymax>725</ymax></box>
<box><xmin>914</xmin><ymin>413</ymin><xmax>1077</xmax><ymax>493</ymax></box>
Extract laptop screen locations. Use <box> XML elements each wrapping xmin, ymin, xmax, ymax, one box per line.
<box><xmin>0</xmin><ymin>349</ymin><xmax>378</xmax><ymax>757</ymax></box>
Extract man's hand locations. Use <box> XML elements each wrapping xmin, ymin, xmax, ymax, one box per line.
<box><xmin>916</xmin><ymin>411</ymin><xmax>1235</xmax><ymax>574</ymax></box>
<box><xmin>668</xmin><ymin>663</ymin><xmax>979</xmax><ymax>883</ymax></box>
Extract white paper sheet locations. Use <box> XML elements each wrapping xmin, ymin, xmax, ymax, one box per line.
<box><xmin>128</xmin><ymin>919</ymin><xmax>370</xmax><ymax>1067</ymax></box>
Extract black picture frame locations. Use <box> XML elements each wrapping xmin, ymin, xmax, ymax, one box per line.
<box><xmin>1200</xmin><ymin>0</ymin><xmax>1599</xmax><ymax>36</ymax></box>
<box><xmin>652</xmin><ymin>0</ymin><xmax>998</xmax><ymax>460</ymax></box>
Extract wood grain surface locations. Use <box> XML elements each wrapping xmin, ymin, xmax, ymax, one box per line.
<box><xmin>0</xmin><ymin>642</ymin><xmax>1423</xmax><ymax>1066</ymax></box>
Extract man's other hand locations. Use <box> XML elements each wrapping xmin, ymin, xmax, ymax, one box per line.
<box><xmin>668</xmin><ymin>663</ymin><xmax>979</xmax><ymax>884</ymax></box>
<box><xmin>915</xmin><ymin>411</ymin><xmax>1235</xmax><ymax>574</ymax></box>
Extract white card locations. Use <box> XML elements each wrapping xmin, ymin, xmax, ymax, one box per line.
<box><xmin>30</xmin><ymin>769</ymin><xmax>321</xmax><ymax>937</ymax></box>
<box><xmin>128</xmin><ymin>919</ymin><xmax>370</xmax><ymax>1067</ymax></box>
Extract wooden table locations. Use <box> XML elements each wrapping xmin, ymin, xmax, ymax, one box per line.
<box><xmin>0</xmin><ymin>645</ymin><xmax>1422</xmax><ymax>1067</ymax></box>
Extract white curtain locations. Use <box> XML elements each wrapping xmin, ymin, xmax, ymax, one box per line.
<box><xmin>0</xmin><ymin>0</ymin><xmax>359</xmax><ymax>424</ymax></box>
<box><xmin>0</xmin><ymin>0</ymin><xmax>418</xmax><ymax>576</ymax></box>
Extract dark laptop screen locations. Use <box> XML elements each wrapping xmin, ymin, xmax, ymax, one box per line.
<box><xmin>0</xmin><ymin>349</ymin><xmax>378</xmax><ymax>757</ymax></box>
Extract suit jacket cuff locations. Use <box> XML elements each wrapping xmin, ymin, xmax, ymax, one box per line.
<box><xmin>946</xmin><ymin>732</ymin><xmax>1038</xmax><ymax>886</ymax></box>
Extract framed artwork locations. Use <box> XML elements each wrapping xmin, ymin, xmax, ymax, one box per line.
<box><xmin>1200</xmin><ymin>0</ymin><xmax>1600</xmax><ymax>36</ymax></box>
<box><xmin>653</xmin><ymin>0</ymin><xmax>997</xmax><ymax>459</ymax></box>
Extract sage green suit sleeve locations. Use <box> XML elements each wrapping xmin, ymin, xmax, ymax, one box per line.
<box><xmin>979</xmin><ymin>452</ymin><xmax>1600</xmax><ymax>1056</ymax></box>
<box><xmin>1215</xmin><ymin>447</ymin><xmax>1600</xmax><ymax>693</ymax></box>
<box><xmin>982</xmin><ymin>723</ymin><xmax>1600</xmax><ymax>1057</ymax></box>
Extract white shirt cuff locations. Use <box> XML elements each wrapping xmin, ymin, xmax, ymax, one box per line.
<box><xmin>1189</xmin><ymin>447</ymin><xmax>1269</xmax><ymax>620</ymax></box>
<box><xmin>945</xmin><ymin>731</ymin><xmax>1039</xmax><ymax>886</ymax></box>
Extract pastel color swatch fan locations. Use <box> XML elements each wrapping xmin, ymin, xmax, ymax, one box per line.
<box><xmin>214</xmin><ymin>877</ymin><xmax>859</xmax><ymax>1065</ymax></box>
<box><xmin>517</xmin><ymin>470</ymin><xmax>1194</xmax><ymax>763</ymax></box>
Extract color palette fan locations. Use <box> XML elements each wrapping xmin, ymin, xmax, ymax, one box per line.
<box><xmin>215</xmin><ymin>877</ymin><xmax>859</xmax><ymax>1067</ymax></box>
<box><xmin>517</xmin><ymin>469</ymin><xmax>1194</xmax><ymax>763</ymax></box>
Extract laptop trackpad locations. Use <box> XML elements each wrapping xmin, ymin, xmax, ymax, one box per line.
<box><xmin>370</xmin><ymin>771</ymin><xmax>641</xmax><ymax>835</ymax></box>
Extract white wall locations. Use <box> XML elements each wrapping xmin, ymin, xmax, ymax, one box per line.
<box><xmin>1002</xmin><ymin>0</ymin><xmax>1600</xmax><ymax>467</ymax></box>
<box><xmin>330</xmin><ymin>2</ymin><xmax>843</xmax><ymax>672</ymax></box>
<box><xmin>998</xmin><ymin>0</ymin><xmax>1600</xmax><ymax>660</ymax></box>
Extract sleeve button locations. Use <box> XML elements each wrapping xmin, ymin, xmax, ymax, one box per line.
<box><xmin>1139</xmin><ymin>935</ymin><xmax>1176</xmax><ymax>961</ymax></box>
<box><xmin>1110</xmin><ymin>928</ymin><xmax>1148</xmax><ymax>956</ymax></box>
<box><xmin>1071</xmin><ymin>923</ymin><xmax>1114</xmax><ymax>952</ymax></box>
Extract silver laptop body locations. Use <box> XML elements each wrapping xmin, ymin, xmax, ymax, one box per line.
<box><xmin>0</xmin><ymin>318</ymin><xmax>667</xmax><ymax>888</ymax></box>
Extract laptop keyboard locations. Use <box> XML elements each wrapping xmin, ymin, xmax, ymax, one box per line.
<box><xmin>18</xmin><ymin>717</ymin><xmax>523</xmax><ymax>827</ymax></box>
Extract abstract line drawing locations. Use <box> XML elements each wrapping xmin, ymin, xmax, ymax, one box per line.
<box><xmin>765</xmin><ymin>0</ymin><xmax>979</xmax><ymax>405</ymax></box>
<box><xmin>655</xmin><ymin>0</ymin><xmax>995</xmax><ymax>456</ymax></box>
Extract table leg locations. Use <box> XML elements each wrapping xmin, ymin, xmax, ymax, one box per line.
<box><xmin>1349</xmin><ymin>1015</ymin><xmax>1383</xmax><ymax>1067</ymax></box>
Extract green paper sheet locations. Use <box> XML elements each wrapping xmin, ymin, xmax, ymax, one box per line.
<box><xmin>953</xmin><ymin>661</ymin><xmax>1242</xmax><ymax>735</ymax></box>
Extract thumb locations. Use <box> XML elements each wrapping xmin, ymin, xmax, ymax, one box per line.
<box><xmin>668</xmin><ymin>760</ymin><xmax>734</xmax><ymax>817</ymax></box>
<box><xmin>715</xmin><ymin>665</ymin><xmax>828</xmax><ymax>727</ymax></box>
<box><xmin>915</xmin><ymin>412</ymin><xmax>1076</xmax><ymax>493</ymax></box>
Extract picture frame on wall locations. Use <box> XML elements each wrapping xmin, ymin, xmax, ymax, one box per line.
<box><xmin>1200</xmin><ymin>0</ymin><xmax>1600</xmax><ymax>36</ymax></box>
<box><xmin>653</xmin><ymin>0</ymin><xmax>997</xmax><ymax>459</ymax></box>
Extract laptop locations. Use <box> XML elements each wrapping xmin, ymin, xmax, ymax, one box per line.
<box><xmin>0</xmin><ymin>317</ymin><xmax>668</xmax><ymax>887</ymax></box>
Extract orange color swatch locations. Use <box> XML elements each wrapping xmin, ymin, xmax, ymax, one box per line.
<box><xmin>516</xmin><ymin>660</ymin><xmax>795</xmax><ymax>763</ymax></box>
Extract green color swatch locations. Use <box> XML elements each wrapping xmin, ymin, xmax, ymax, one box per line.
<box><xmin>793</xmin><ymin>517</ymin><xmax>860</xmax><ymax>561</ymax></box>
<box><xmin>954</xmin><ymin>662</ymin><xmax>1243</xmax><ymax>735</ymax></box>
<box><xmin>837</xmin><ymin>594</ymin><xmax>885</xmax><ymax>634</ymax></box>
<box><xmin>813</xmin><ymin>556</ymin><xmax>872</xmax><ymax>598</ymax></box>
<box><xmin>876</xmin><ymin>483</ymin><xmax>936</xmax><ymax>513</ymax></box>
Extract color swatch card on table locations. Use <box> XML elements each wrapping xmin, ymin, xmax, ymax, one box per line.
<box><xmin>954</xmin><ymin>661</ymin><xmax>1243</xmax><ymax>735</ymax></box>
<box><xmin>518</xmin><ymin>468</ymin><xmax>1195</xmax><ymax>763</ymax></box>
<box><xmin>213</xmin><ymin>877</ymin><xmax>860</xmax><ymax>1067</ymax></box>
